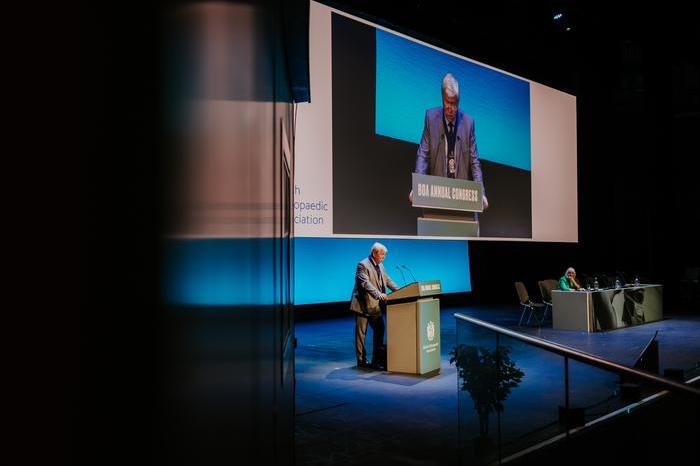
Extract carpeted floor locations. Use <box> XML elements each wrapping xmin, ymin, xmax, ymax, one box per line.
<box><xmin>294</xmin><ymin>305</ymin><xmax>700</xmax><ymax>465</ymax></box>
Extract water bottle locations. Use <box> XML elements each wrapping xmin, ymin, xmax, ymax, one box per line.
<box><xmin>593</xmin><ymin>277</ymin><xmax>599</xmax><ymax>290</ymax></box>
<box><xmin>634</xmin><ymin>276</ymin><xmax>640</xmax><ymax>287</ymax></box>
<box><xmin>615</xmin><ymin>278</ymin><xmax>621</xmax><ymax>289</ymax></box>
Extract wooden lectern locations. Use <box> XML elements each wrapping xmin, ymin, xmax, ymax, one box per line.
<box><xmin>412</xmin><ymin>173</ymin><xmax>483</xmax><ymax>237</ymax></box>
<box><xmin>386</xmin><ymin>280</ymin><xmax>442</xmax><ymax>375</ymax></box>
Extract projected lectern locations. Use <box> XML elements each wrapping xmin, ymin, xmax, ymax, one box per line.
<box><xmin>386</xmin><ymin>280</ymin><xmax>442</xmax><ymax>375</ymax></box>
<box><xmin>412</xmin><ymin>173</ymin><xmax>483</xmax><ymax>237</ymax></box>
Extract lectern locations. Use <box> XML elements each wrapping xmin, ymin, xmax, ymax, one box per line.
<box><xmin>386</xmin><ymin>280</ymin><xmax>442</xmax><ymax>375</ymax></box>
<box><xmin>412</xmin><ymin>173</ymin><xmax>483</xmax><ymax>237</ymax></box>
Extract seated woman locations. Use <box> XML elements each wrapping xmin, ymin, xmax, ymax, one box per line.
<box><xmin>558</xmin><ymin>267</ymin><xmax>582</xmax><ymax>291</ymax></box>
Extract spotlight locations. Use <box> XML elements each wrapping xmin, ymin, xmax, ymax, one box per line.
<box><xmin>553</xmin><ymin>12</ymin><xmax>563</xmax><ymax>21</ymax></box>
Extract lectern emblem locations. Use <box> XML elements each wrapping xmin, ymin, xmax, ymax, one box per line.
<box><xmin>427</xmin><ymin>321</ymin><xmax>436</xmax><ymax>342</ymax></box>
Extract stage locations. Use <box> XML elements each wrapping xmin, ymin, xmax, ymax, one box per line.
<box><xmin>295</xmin><ymin>305</ymin><xmax>700</xmax><ymax>465</ymax></box>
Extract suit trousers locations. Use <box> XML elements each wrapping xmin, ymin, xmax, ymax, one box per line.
<box><xmin>355</xmin><ymin>310</ymin><xmax>385</xmax><ymax>363</ymax></box>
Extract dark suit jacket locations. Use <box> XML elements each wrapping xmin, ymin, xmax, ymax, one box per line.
<box><xmin>349</xmin><ymin>257</ymin><xmax>399</xmax><ymax>316</ymax></box>
<box><xmin>415</xmin><ymin>107</ymin><xmax>485</xmax><ymax>196</ymax></box>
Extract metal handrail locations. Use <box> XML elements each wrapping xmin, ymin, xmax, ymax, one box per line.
<box><xmin>454</xmin><ymin>312</ymin><xmax>700</xmax><ymax>398</ymax></box>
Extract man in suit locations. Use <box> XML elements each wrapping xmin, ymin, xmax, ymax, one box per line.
<box><xmin>350</xmin><ymin>242</ymin><xmax>400</xmax><ymax>370</ymax></box>
<box><xmin>415</xmin><ymin>73</ymin><xmax>489</xmax><ymax>211</ymax></box>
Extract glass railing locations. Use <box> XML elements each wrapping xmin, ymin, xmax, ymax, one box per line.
<box><xmin>453</xmin><ymin>313</ymin><xmax>700</xmax><ymax>465</ymax></box>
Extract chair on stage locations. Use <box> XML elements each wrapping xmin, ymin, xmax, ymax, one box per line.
<box><xmin>515</xmin><ymin>281</ymin><xmax>546</xmax><ymax>326</ymax></box>
<box><xmin>538</xmin><ymin>279</ymin><xmax>558</xmax><ymax>324</ymax></box>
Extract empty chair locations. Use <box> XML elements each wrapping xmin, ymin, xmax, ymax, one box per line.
<box><xmin>515</xmin><ymin>281</ymin><xmax>546</xmax><ymax>326</ymax></box>
<box><xmin>538</xmin><ymin>279</ymin><xmax>558</xmax><ymax>324</ymax></box>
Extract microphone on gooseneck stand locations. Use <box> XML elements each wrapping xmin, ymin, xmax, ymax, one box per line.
<box><xmin>395</xmin><ymin>266</ymin><xmax>407</xmax><ymax>287</ymax></box>
<box><xmin>401</xmin><ymin>265</ymin><xmax>417</xmax><ymax>283</ymax></box>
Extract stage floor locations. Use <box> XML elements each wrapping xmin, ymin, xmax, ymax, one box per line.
<box><xmin>294</xmin><ymin>305</ymin><xmax>700</xmax><ymax>465</ymax></box>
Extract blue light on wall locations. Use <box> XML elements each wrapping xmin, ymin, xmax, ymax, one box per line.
<box><xmin>375</xmin><ymin>28</ymin><xmax>532</xmax><ymax>171</ymax></box>
<box><xmin>164</xmin><ymin>237</ymin><xmax>471</xmax><ymax>306</ymax></box>
<box><xmin>294</xmin><ymin>237</ymin><xmax>471</xmax><ymax>305</ymax></box>
<box><xmin>164</xmin><ymin>239</ymin><xmax>275</xmax><ymax>306</ymax></box>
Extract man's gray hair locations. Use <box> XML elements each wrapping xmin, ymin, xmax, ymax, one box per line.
<box><xmin>565</xmin><ymin>267</ymin><xmax>576</xmax><ymax>275</ymax></box>
<box><xmin>370</xmin><ymin>242</ymin><xmax>388</xmax><ymax>255</ymax></box>
<box><xmin>442</xmin><ymin>73</ymin><xmax>459</xmax><ymax>98</ymax></box>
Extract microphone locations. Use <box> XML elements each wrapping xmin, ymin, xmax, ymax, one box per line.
<box><xmin>395</xmin><ymin>266</ymin><xmax>407</xmax><ymax>287</ymax></box>
<box><xmin>401</xmin><ymin>265</ymin><xmax>417</xmax><ymax>283</ymax></box>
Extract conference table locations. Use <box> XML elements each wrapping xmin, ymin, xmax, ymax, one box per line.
<box><xmin>551</xmin><ymin>284</ymin><xmax>663</xmax><ymax>332</ymax></box>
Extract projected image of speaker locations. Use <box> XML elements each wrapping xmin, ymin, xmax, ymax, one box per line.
<box><xmin>331</xmin><ymin>14</ymin><xmax>533</xmax><ymax>239</ymax></box>
<box><xmin>295</xmin><ymin>2</ymin><xmax>578</xmax><ymax>243</ymax></box>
